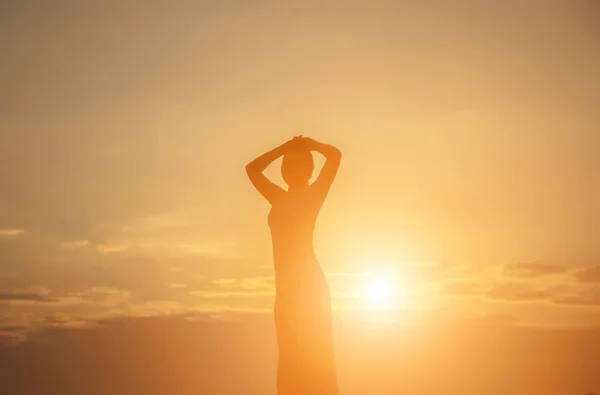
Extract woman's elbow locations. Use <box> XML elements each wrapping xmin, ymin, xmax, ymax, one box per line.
<box><xmin>331</xmin><ymin>147</ymin><xmax>342</xmax><ymax>161</ymax></box>
<box><xmin>245</xmin><ymin>164</ymin><xmax>262</xmax><ymax>179</ymax></box>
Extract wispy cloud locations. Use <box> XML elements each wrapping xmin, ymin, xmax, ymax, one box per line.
<box><xmin>554</xmin><ymin>286</ymin><xmax>600</xmax><ymax>306</ymax></box>
<box><xmin>503</xmin><ymin>262</ymin><xmax>572</xmax><ymax>278</ymax></box>
<box><xmin>121</xmin><ymin>209</ymin><xmax>201</xmax><ymax>234</ymax></box>
<box><xmin>61</xmin><ymin>240</ymin><xmax>90</xmax><ymax>250</ymax></box>
<box><xmin>96</xmin><ymin>243</ymin><xmax>129</xmax><ymax>254</ymax></box>
<box><xmin>575</xmin><ymin>266</ymin><xmax>600</xmax><ymax>283</ymax></box>
<box><xmin>442</xmin><ymin>281</ymin><xmax>487</xmax><ymax>297</ymax></box>
<box><xmin>211</xmin><ymin>276</ymin><xmax>274</xmax><ymax>291</ymax></box>
<box><xmin>487</xmin><ymin>283</ymin><xmax>555</xmax><ymax>302</ymax></box>
<box><xmin>191</xmin><ymin>290</ymin><xmax>273</xmax><ymax>298</ymax></box>
<box><xmin>0</xmin><ymin>289</ymin><xmax>58</xmax><ymax>304</ymax></box>
<box><xmin>434</xmin><ymin>262</ymin><xmax>484</xmax><ymax>280</ymax></box>
<box><xmin>0</xmin><ymin>229</ymin><xmax>25</xmax><ymax>237</ymax></box>
<box><xmin>188</xmin><ymin>276</ymin><xmax>277</xmax><ymax>307</ymax></box>
<box><xmin>62</xmin><ymin>287</ymin><xmax>133</xmax><ymax>307</ymax></box>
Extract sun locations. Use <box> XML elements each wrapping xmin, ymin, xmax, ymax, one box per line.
<box><xmin>360</xmin><ymin>273</ymin><xmax>402</xmax><ymax>309</ymax></box>
<box><xmin>365</xmin><ymin>279</ymin><xmax>392</xmax><ymax>305</ymax></box>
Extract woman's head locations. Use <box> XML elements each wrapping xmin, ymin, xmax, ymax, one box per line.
<box><xmin>281</xmin><ymin>145</ymin><xmax>314</xmax><ymax>188</ymax></box>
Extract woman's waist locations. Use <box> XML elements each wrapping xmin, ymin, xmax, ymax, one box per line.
<box><xmin>271</xmin><ymin>244</ymin><xmax>316</xmax><ymax>261</ymax></box>
<box><xmin>273</xmin><ymin>266</ymin><xmax>329</xmax><ymax>296</ymax></box>
<box><xmin>273</xmin><ymin>261</ymin><xmax>326</xmax><ymax>288</ymax></box>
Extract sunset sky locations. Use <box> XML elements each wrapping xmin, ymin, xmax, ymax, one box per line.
<box><xmin>1</xmin><ymin>1</ymin><xmax>600</xmax><ymax>394</ymax></box>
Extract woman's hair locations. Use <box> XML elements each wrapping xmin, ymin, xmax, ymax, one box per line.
<box><xmin>281</xmin><ymin>146</ymin><xmax>314</xmax><ymax>186</ymax></box>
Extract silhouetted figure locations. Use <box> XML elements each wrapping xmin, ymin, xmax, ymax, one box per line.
<box><xmin>246</xmin><ymin>136</ymin><xmax>341</xmax><ymax>395</ymax></box>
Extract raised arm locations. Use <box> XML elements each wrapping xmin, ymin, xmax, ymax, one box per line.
<box><xmin>245</xmin><ymin>138</ymin><xmax>296</xmax><ymax>203</ymax></box>
<box><xmin>304</xmin><ymin>137</ymin><xmax>342</xmax><ymax>199</ymax></box>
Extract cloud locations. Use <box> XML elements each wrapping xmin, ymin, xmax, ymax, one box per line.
<box><xmin>575</xmin><ymin>266</ymin><xmax>600</xmax><ymax>283</ymax></box>
<box><xmin>61</xmin><ymin>240</ymin><xmax>90</xmax><ymax>250</ymax></box>
<box><xmin>191</xmin><ymin>290</ymin><xmax>273</xmax><ymax>298</ymax></box>
<box><xmin>0</xmin><ymin>324</ymin><xmax>28</xmax><ymax>345</ymax></box>
<box><xmin>442</xmin><ymin>281</ymin><xmax>560</xmax><ymax>303</ymax></box>
<box><xmin>239</xmin><ymin>277</ymin><xmax>275</xmax><ymax>290</ymax></box>
<box><xmin>0</xmin><ymin>289</ymin><xmax>58</xmax><ymax>303</ymax></box>
<box><xmin>0</xmin><ymin>229</ymin><xmax>25</xmax><ymax>237</ymax></box>
<box><xmin>0</xmin><ymin>325</ymin><xmax>28</xmax><ymax>333</ymax></box>
<box><xmin>503</xmin><ymin>262</ymin><xmax>571</xmax><ymax>278</ymax></box>
<box><xmin>441</xmin><ymin>281</ymin><xmax>486</xmax><ymax>297</ymax></box>
<box><xmin>0</xmin><ymin>287</ymin><xmax>136</xmax><ymax>336</ymax></box>
<box><xmin>182</xmin><ymin>276</ymin><xmax>280</xmax><ymax>312</ymax></box>
<box><xmin>212</xmin><ymin>278</ymin><xmax>237</xmax><ymax>286</ymax></box>
<box><xmin>96</xmin><ymin>243</ymin><xmax>129</xmax><ymax>254</ymax></box>
<box><xmin>34</xmin><ymin>314</ymin><xmax>98</xmax><ymax>330</ymax></box>
<box><xmin>554</xmin><ymin>286</ymin><xmax>600</xmax><ymax>307</ymax></box>
<box><xmin>137</xmin><ymin>241</ymin><xmax>241</xmax><ymax>259</ymax></box>
<box><xmin>487</xmin><ymin>283</ymin><xmax>554</xmax><ymax>302</ymax></box>
<box><xmin>62</xmin><ymin>287</ymin><xmax>133</xmax><ymax>307</ymax></box>
<box><xmin>433</xmin><ymin>262</ymin><xmax>484</xmax><ymax>281</ymax></box>
<box><xmin>0</xmin><ymin>286</ymin><xmax>218</xmax><ymax>340</ymax></box>
<box><xmin>127</xmin><ymin>300</ymin><xmax>198</xmax><ymax>317</ymax></box>
<box><xmin>120</xmin><ymin>210</ymin><xmax>199</xmax><ymax>233</ymax></box>
<box><xmin>211</xmin><ymin>276</ymin><xmax>275</xmax><ymax>291</ymax></box>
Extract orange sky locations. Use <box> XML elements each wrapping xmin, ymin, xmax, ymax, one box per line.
<box><xmin>1</xmin><ymin>1</ymin><xmax>600</xmax><ymax>394</ymax></box>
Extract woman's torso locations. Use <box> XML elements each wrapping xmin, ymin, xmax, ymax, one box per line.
<box><xmin>268</xmin><ymin>187</ymin><xmax>325</xmax><ymax>298</ymax></box>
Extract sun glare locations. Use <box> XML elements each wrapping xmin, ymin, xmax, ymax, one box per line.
<box><xmin>361</xmin><ymin>273</ymin><xmax>402</xmax><ymax>309</ymax></box>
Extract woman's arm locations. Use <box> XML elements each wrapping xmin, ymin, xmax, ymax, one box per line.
<box><xmin>245</xmin><ymin>138</ymin><xmax>296</xmax><ymax>203</ymax></box>
<box><xmin>304</xmin><ymin>137</ymin><xmax>342</xmax><ymax>198</ymax></box>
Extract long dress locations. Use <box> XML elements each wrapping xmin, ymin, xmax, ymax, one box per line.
<box><xmin>268</xmin><ymin>185</ymin><xmax>339</xmax><ymax>395</ymax></box>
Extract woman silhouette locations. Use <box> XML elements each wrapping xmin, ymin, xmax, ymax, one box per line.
<box><xmin>245</xmin><ymin>136</ymin><xmax>341</xmax><ymax>395</ymax></box>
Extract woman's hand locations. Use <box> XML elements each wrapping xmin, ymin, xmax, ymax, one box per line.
<box><xmin>298</xmin><ymin>136</ymin><xmax>318</xmax><ymax>150</ymax></box>
<box><xmin>282</xmin><ymin>135</ymin><xmax>306</xmax><ymax>151</ymax></box>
